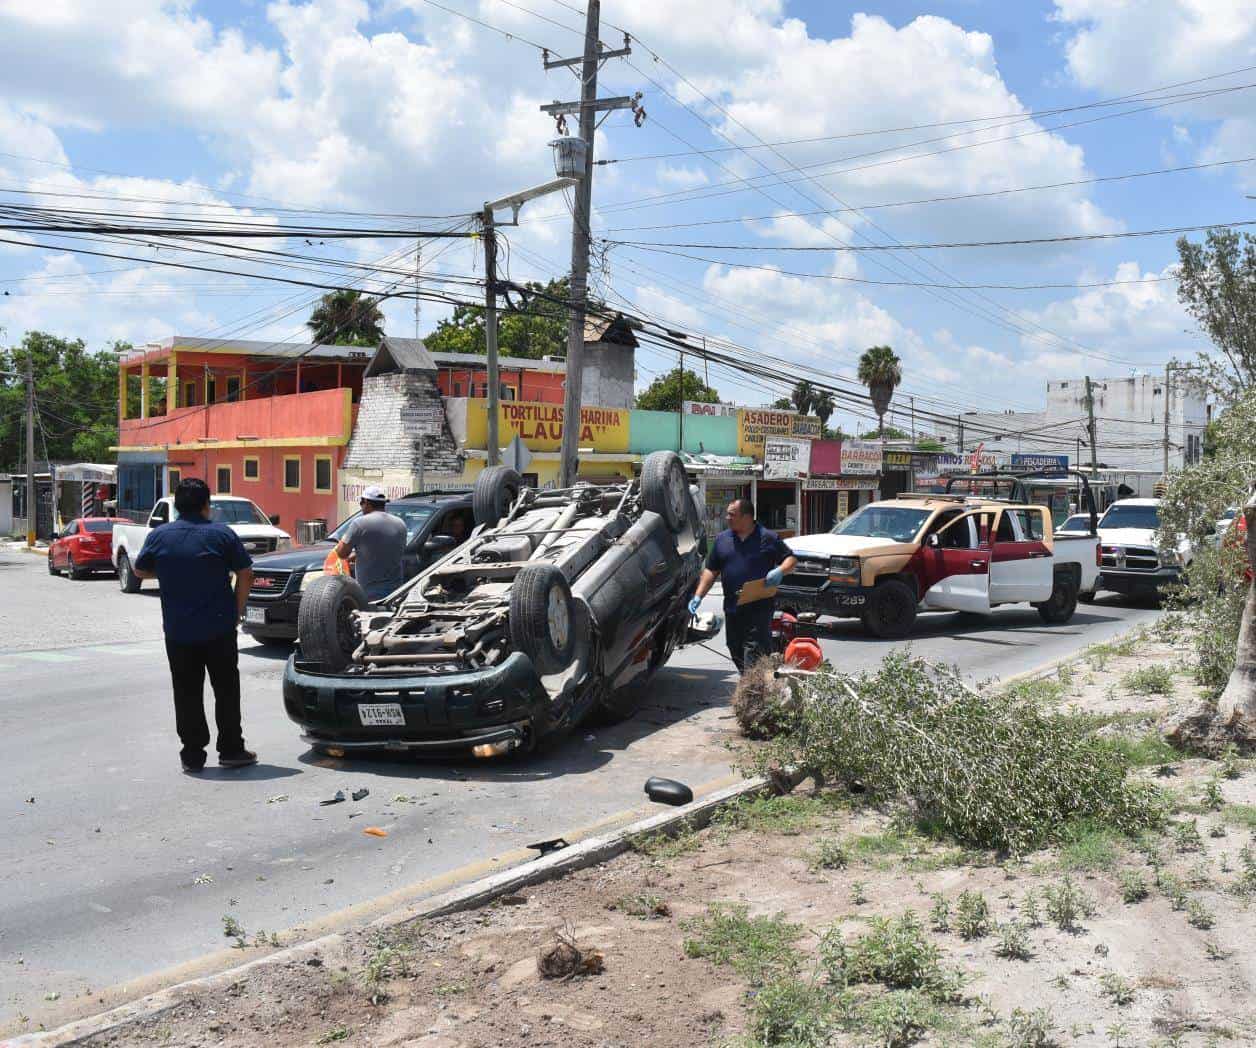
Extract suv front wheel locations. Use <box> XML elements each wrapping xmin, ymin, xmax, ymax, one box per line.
<box><xmin>861</xmin><ymin>579</ymin><xmax>917</xmax><ymax>639</ymax></box>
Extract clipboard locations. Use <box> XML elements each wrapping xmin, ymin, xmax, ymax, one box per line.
<box><xmin>737</xmin><ymin>578</ymin><xmax>778</xmax><ymax>606</ymax></box>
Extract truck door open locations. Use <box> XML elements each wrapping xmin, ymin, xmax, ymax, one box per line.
<box><xmin>989</xmin><ymin>507</ymin><xmax>1053</xmax><ymax>604</ymax></box>
<box><xmin>921</xmin><ymin>510</ymin><xmax>992</xmax><ymax>614</ymax></box>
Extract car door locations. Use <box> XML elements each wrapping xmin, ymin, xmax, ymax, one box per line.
<box><xmin>54</xmin><ymin>520</ymin><xmax>76</xmax><ymax>567</ymax></box>
<box><xmin>989</xmin><ymin>508</ymin><xmax>1053</xmax><ymax>604</ymax></box>
<box><xmin>920</xmin><ymin>510</ymin><xmax>992</xmax><ymax>613</ymax></box>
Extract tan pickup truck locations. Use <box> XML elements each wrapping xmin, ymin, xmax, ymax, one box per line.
<box><xmin>778</xmin><ymin>491</ymin><xmax>1101</xmax><ymax>638</ymax></box>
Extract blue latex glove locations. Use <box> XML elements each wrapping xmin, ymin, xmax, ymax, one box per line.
<box><xmin>687</xmin><ymin>596</ymin><xmax>702</xmax><ymax>616</ymax></box>
<box><xmin>765</xmin><ymin>566</ymin><xmax>785</xmax><ymax>587</ymax></box>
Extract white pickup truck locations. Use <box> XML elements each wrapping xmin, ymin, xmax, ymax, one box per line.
<box><xmin>1095</xmin><ymin>497</ymin><xmax>1193</xmax><ymax>599</ymax></box>
<box><xmin>112</xmin><ymin>495</ymin><xmax>292</xmax><ymax>593</ymax></box>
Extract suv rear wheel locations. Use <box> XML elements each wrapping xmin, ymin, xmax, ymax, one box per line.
<box><xmin>860</xmin><ymin>579</ymin><xmax>917</xmax><ymax>639</ymax></box>
<box><xmin>640</xmin><ymin>450</ymin><xmax>689</xmax><ymax>533</ymax></box>
<box><xmin>298</xmin><ymin>575</ymin><xmax>369</xmax><ymax>671</ymax></box>
<box><xmin>509</xmin><ymin>563</ymin><xmax>576</xmax><ymax>675</ymax></box>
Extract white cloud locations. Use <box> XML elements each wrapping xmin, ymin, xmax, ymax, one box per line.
<box><xmin>1054</xmin><ymin>0</ymin><xmax>1256</xmax><ymax>187</ymax></box>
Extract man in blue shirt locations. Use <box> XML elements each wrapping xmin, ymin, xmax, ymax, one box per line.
<box><xmin>688</xmin><ymin>498</ymin><xmax>797</xmax><ymax>673</ymax></box>
<box><xmin>134</xmin><ymin>478</ymin><xmax>257</xmax><ymax>773</ymax></box>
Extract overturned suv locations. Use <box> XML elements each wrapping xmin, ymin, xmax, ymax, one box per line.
<box><xmin>282</xmin><ymin>451</ymin><xmax>720</xmax><ymax>758</ymax></box>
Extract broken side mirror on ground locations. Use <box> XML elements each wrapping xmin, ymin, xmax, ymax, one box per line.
<box><xmin>684</xmin><ymin>610</ymin><xmax>723</xmax><ymax>645</ymax></box>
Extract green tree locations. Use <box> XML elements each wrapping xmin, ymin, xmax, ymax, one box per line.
<box><xmin>306</xmin><ymin>290</ymin><xmax>385</xmax><ymax>346</ymax></box>
<box><xmin>424</xmin><ymin>278</ymin><xmax>591</xmax><ymax>360</ymax></box>
<box><xmin>635</xmin><ymin>367</ymin><xmax>720</xmax><ymax>411</ymax></box>
<box><xmin>771</xmin><ymin>397</ymin><xmax>792</xmax><ymax>410</ymax></box>
<box><xmin>860</xmin><ymin>425</ymin><xmax>910</xmax><ymax>441</ymax></box>
<box><xmin>857</xmin><ymin>344</ymin><xmax>902</xmax><ymax>438</ymax></box>
<box><xmin>0</xmin><ymin>332</ymin><xmax>124</xmax><ymax>469</ymax></box>
<box><xmin>915</xmin><ymin>437</ymin><xmax>945</xmax><ymax>452</ymax></box>
<box><xmin>790</xmin><ymin>380</ymin><xmax>815</xmax><ymax>416</ymax></box>
<box><xmin>811</xmin><ymin>390</ymin><xmax>836</xmax><ymax>437</ymax></box>
<box><xmin>1175</xmin><ymin>229</ymin><xmax>1256</xmax><ymax>403</ymax></box>
<box><xmin>1160</xmin><ymin>389</ymin><xmax>1256</xmax><ymax>751</ymax></box>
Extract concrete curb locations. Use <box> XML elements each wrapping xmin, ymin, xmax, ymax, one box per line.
<box><xmin>998</xmin><ymin>619</ymin><xmax>1148</xmax><ymax>689</ymax></box>
<box><xmin>10</xmin><ymin>776</ymin><xmax>768</xmax><ymax>1047</ymax></box>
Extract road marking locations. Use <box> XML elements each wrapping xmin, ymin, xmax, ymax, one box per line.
<box><xmin>11</xmin><ymin>650</ymin><xmax>81</xmax><ymax>663</ymax></box>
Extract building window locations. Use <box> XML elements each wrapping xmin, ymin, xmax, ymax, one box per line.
<box><xmin>184</xmin><ymin>382</ymin><xmax>197</xmax><ymax>407</ymax></box>
<box><xmin>314</xmin><ymin>455</ymin><xmax>333</xmax><ymax>493</ymax></box>
<box><xmin>243</xmin><ymin>456</ymin><xmax>260</xmax><ymax>482</ymax></box>
<box><xmin>216</xmin><ymin>465</ymin><xmax>232</xmax><ymax>494</ymax></box>
<box><xmin>453</xmin><ymin>381</ymin><xmax>463</xmax><ymax>396</ymax></box>
<box><xmin>501</xmin><ymin>384</ymin><xmax>517</xmax><ymax>401</ymax></box>
<box><xmin>168</xmin><ymin>468</ymin><xmax>181</xmax><ymax>494</ymax></box>
<box><xmin>226</xmin><ymin>376</ymin><xmax>242</xmax><ymax>402</ymax></box>
<box><xmin>283</xmin><ymin>456</ymin><xmax>301</xmax><ymax>492</ymax></box>
<box><xmin>207</xmin><ymin>377</ymin><xmax>217</xmax><ymax>403</ymax></box>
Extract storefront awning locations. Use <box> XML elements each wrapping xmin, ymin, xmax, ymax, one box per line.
<box><xmin>55</xmin><ymin>463</ymin><xmax>117</xmax><ymax>484</ymax></box>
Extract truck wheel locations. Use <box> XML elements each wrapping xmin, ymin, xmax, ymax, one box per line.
<box><xmin>860</xmin><ymin>579</ymin><xmax>916</xmax><ymax>639</ymax></box>
<box><xmin>510</xmin><ymin>563</ymin><xmax>576</xmax><ymax>675</ymax></box>
<box><xmin>117</xmin><ymin>551</ymin><xmax>142</xmax><ymax>593</ymax></box>
<box><xmin>298</xmin><ymin>575</ymin><xmax>368</xmax><ymax>671</ymax></box>
<box><xmin>1036</xmin><ymin>573</ymin><xmax>1078</xmax><ymax>624</ymax></box>
<box><xmin>640</xmin><ymin>451</ymin><xmax>688</xmax><ymax>532</ymax></box>
<box><xmin>473</xmin><ymin>465</ymin><xmax>522</xmax><ymax>528</ymax></box>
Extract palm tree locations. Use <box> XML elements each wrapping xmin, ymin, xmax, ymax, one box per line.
<box><xmin>857</xmin><ymin>345</ymin><xmax>902</xmax><ymax>439</ymax></box>
<box><xmin>307</xmin><ymin>290</ymin><xmax>385</xmax><ymax>346</ymax></box>
<box><xmin>811</xmin><ymin>390</ymin><xmax>836</xmax><ymax>437</ymax></box>
<box><xmin>790</xmin><ymin>380</ymin><xmax>815</xmax><ymax>416</ymax></box>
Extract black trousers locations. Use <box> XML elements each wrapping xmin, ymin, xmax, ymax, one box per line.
<box><xmin>164</xmin><ymin>631</ymin><xmax>244</xmax><ymax>762</ymax></box>
<box><xmin>725</xmin><ymin>599</ymin><xmax>775</xmax><ymax>673</ymax></box>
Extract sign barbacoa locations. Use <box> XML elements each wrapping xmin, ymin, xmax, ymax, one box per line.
<box><xmin>840</xmin><ymin>439</ymin><xmax>881</xmax><ymax>476</ymax></box>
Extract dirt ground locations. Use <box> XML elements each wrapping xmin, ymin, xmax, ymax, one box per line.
<box><xmin>53</xmin><ymin>631</ymin><xmax>1256</xmax><ymax>1047</ymax></box>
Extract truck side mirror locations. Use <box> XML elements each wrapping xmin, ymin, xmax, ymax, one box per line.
<box><xmin>269</xmin><ymin>514</ymin><xmax>280</xmax><ymax>526</ymax></box>
<box><xmin>425</xmin><ymin>534</ymin><xmax>457</xmax><ymax>553</ymax></box>
<box><xmin>926</xmin><ymin>533</ymin><xmax>940</xmax><ymax>549</ymax></box>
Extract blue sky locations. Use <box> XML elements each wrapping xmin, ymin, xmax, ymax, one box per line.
<box><xmin>0</xmin><ymin>0</ymin><xmax>1253</xmax><ymax>435</ymax></box>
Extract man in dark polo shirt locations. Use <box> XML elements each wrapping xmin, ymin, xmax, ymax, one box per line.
<box><xmin>133</xmin><ymin>478</ymin><xmax>257</xmax><ymax>773</ymax></box>
<box><xmin>688</xmin><ymin>498</ymin><xmax>797</xmax><ymax>673</ymax></box>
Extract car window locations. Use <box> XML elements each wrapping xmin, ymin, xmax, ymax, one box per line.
<box><xmin>1057</xmin><ymin>515</ymin><xmax>1087</xmax><ymax>534</ymax></box>
<box><xmin>1002</xmin><ymin>509</ymin><xmax>1045</xmax><ymax>541</ymax></box>
<box><xmin>831</xmin><ymin>505</ymin><xmax>931</xmax><ymax>543</ymax></box>
<box><xmin>331</xmin><ymin>503</ymin><xmax>439</xmax><ymax>545</ymax></box>
<box><xmin>84</xmin><ymin>520</ymin><xmax>114</xmax><ymax>534</ymax></box>
<box><xmin>210</xmin><ymin>500</ymin><xmax>271</xmax><ymax>525</ymax></box>
<box><xmin>151</xmin><ymin>502</ymin><xmax>169</xmax><ymax>524</ymax></box>
<box><xmin>936</xmin><ymin>514</ymin><xmax>977</xmax><ymax>549</ymax></box>
<box><xmin>63</xmin><ymin>519</ymin><xmax>80</xmax><ymax>536</ymax></box>
<box><xmin>1098</xmin><ymin>504</ymin><xmax>1160</xmax><ymax>530</ymax></box>
<box><xmin>996</xmin><ymin>512</ymin><xmax>1017</xmax><ymax>542</ymax></box>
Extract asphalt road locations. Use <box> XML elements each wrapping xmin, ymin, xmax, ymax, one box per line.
<box><xmin>0</xmin><ymin>547</ymin><xmax>1162</xmax><ymax>1030</ymax></box>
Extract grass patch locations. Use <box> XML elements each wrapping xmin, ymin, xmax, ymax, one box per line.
<box><xmin>747</xmin><ymin>976</ymin><xmax>835</xmax><ymax>1047</ymax></box>
<box><xmin>1121</xmin><ymin>665</ymin><xmax>1175</xmax><ymax>696</ymax></box>
<box><xmin>993</xmin><ymin>921</ymin><xmax>1033</xmax><ymax>961</ymax></box>
<box><xmin>806</xmin><ymin>837</ymin><xmax>848</xmax><ymax>871</ymax></box>
<box><xmin>1098</xmin><ymin>972</ymin><xmax>1135</xmax><ymax>1007</ymax></box>
<box><xmin>682</xmin><ymin>904</ymin><xmax>803</xmax><ymax>986</ymax></box>
<box><xmin>821</xmin><ymin>910</ymin><xmax>961</xmax><ymax>1001</ymax></box>
<box><xmin>1220</xmin><ymin>803</ymin><xmax>1256</xmax><ymax>830</ymax></box>
<box><xmin>631</xmin><ymin>827</ymin><xmax>700</xmax><ymax>861</ymax></box>
<box><xmin>1119</xmin><ymin>870</ymin><xmax>1149</xmax><ymax>904</ymax></box>
<box><xmin>1103</xmin><ymin>730</ymin><xmax>1180</xmax><ymax>768</ymax></box>
<box><xmin>615</xmin><ymin>891</ymin><xmax>671</xmax><ymax>919</ymax></box>
<box><xmin>1043</xmin><ymin>876</ymin><xmax>1096</xmax><ymax>932</ymax></box>
<box><xmin>713</xmin><ymin>793</ymin><xmax>841</xmax><ymax>838</ymax></box>
<box><xmin>1057</xmin><ymin>819</ymin><xmax>1126</xmax><ymax>871</ymax></box>
<box><xmin>953</xmin><ymin>890</ymin><xmax>992</xmax><ymax>941</ymax></box>
<box><xmin>1005</xmin><ymin>1007</ymin><xmax>1058</xmax><ymax>1048</ymax></box>
<box><xmin>856</xmin><ymin>989</ymin><xmax>944</xmax><ymax>1048</ymax></box>
<box><xmin>1004</xmin><ymin>676</ymin><xmax>1068</xmax><ymax>705</ymax></box>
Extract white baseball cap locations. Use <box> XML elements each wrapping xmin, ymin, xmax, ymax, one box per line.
<box><xmin>361</xmin><ymin>484</ymin><xmax>387</xmax><ymax>502</ymax></box>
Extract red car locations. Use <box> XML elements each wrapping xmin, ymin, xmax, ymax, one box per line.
<box><xmin>48</xmin><ymin>517</ymin><xmax>123</xmax><ymax>579</ymax></box>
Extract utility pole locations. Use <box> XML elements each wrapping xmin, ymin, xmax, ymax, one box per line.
<box><xmin>25</xmin><ymin>352</ymin><xmax>36</xmax><ymax>547</ymax></box>
<box><xmin>677</xmin><ymin>347</ymin><xmax>685</xmax><ymax>453</ymax></box>
<box><xmin>541</xmin><ymin>6</ymin><xmax>640</xmax><ymax>487</ymax></box>
<box><xmin>1084</xmin><ymin>375</ymin><xmax>1099</xmax><ymax>479</ymax></box>
<box><xmin>910</xmin><ymin>396</ymin><xmax>916</xmax><ymax>445</ymax></box>
<box><xmin>414</xmin><ymin>240</ymin><xmax>421</xmax><ymax>340</ymax></box>
<box><xmin>956</xmin><ymin>415</ymin><xmax>964</xmax><ymax>454</ymax></box>
<box><xmin>1162</xmin><ymin>362</ymin><xmax>1171</xmax><ymax>475</ymax></box>
<box><xmin>482</xmin><ymin>206</ymin><xmax>501</xmax><ymax>466</ymax></box>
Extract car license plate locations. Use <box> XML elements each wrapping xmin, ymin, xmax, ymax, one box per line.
<box><xmin>836</xmin><ymin>593</ymin><xmax>867</xmax><ymax>607</ymax></box>
<box><xmin>244</xmin><ymin>606</ymin><xmax>266</xmax><ymax>624</ymax></box>
<box><xmin>358</xmin><ymin>703</ymin><xmax>405</xmax><ymax>727</ymax></box>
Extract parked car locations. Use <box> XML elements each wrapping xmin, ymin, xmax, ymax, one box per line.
<box><xmin>47</xmin><ymin>517</ymin><xmax>125</xmax><ymax>579</ymax></box>
<box><xmin>778</xmin><ymin>488</ymin><xmax>1100</xmax><ymax>638</ymax></box>
<box><xmin>112</xmin><ymin>495</ymin><xmax>291</xmax><ymax>593</ymax></box>
<box><xmin>282</xmin><ymin>451</ymin><xmax>720</xmax><ymax>758</ymax></box>
<box><xmin>1095</xmin><ymin>498</ymin><xmax>1192</xmax><ymax>598</ymax></box>
<box><xmin>242</xmin><ymin>493</ymin><xmax>475</xmax><ymax>644</ymax></box>
<box><xmin>1055</xmin><ymin>513</ymin><xmax>1093</xmax><ymax>536</ymax></box>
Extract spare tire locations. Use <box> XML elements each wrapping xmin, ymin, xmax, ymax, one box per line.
<box><xmin>640</xmin><ymin>450</ymin><xmax>688</xmax><ymax>532</ymax></box>
<box><xmin>509</xmin><ymin>563</ymin><xmax>576</xmax><ymax>675</ymax></box>
<box><xmin>473</xmin><ymin>465</ymin><xmax>522</xmax><ymax>528</ymax></box>
<box><xmin>298</xmin><ymin>574</ymin><xmax>369</xmax><ymax>671</ymax></box>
